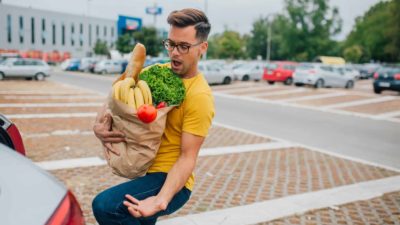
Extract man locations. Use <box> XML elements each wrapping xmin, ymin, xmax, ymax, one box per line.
<box><xmin>92</xmin><ymin>8</ymin><xmax>215</xmax><ymax>225</ymax></box>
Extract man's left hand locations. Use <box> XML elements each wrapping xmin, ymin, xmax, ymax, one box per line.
<box><xmin>123</xmin><ymin>194</ymin><xmax>168</xmax><ymax>218</ymax></box>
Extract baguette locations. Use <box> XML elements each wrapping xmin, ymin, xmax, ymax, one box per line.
<box><xmin>125</xmin><ymin>43</ymin><xmax>146</xmax><ymax>82</ymax></box>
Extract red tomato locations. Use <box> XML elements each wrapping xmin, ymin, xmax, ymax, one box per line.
<box><xmin>137</xmin><ymin>104</ymin><xmax>157</xmax><ymax>123</ymax></box>
<box><xmin>156</xmin><ymin>102</ymin><xmax>167</xmax><ymax>109</ymax></box>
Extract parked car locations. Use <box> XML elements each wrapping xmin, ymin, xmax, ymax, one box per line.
<box><xmin>65</xmin><ymin>58</ymin><xmax>81</xmax><ymax>71</ymax></box>
<box><xmin>79</xmin><ymin>58</ymin><xmax>97</xmax><ymax>72</ymax></box>
<box><xmin>199</xmin><ymin>62</ymin><xmax>233</xmax><ymax>85</ymax></box>
<box><xmin>0</xmin><ymin>58</ymin><xmax>50</xmax><ymax>81</ymax></box>
<box><xmin>263</xmin><ymin>61</ymin><xmax>298</xmax><ymax>85</ymax></box>
<box><xmin>293</xmin><ymin>63</ymin><xmax>355</xmax><ymax>89</ymax></box>
<box><xmin>232</xmin><ymin>62</ymin><xmax>264</xmax><ymax>81</ymax></box>
<box><xmin>0</xmin><ymin>114</ymin><xmax>85</xmax><ymax>225</ymax></box>
<box><xmin>94</xmin><ymin>60</ymin><xmax>122</xmax><ymax>74</ymax></box>
<box><xmin>373</xmin><ymin>67</ymin><xmax>400</xmax><ymax>94</ymax></box>
<box><xmin>343</xmin><ymin>65</ymin><xmax>361</xmax><ymax>80</ymax></box>
<box><xmin>359</xmin><ymin>64</ymin><xmax>380</xmax><ymax>79</ymax></box>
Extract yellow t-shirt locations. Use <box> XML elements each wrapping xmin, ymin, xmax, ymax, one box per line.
<box><xmin>147</xmin><ymin>64</ymin><xmax>215</xmax><ymax>191</ymax></box>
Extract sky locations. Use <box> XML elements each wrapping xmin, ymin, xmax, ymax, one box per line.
<box><xmin>2</xmin><ymin>0</ymin><xmax>382</xmax><ymax>40</ymax></box>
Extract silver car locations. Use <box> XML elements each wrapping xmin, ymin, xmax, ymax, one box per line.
<box><xmin>199</xmin><ymin>62</ymin><xmax>233</xmax><ymax>85</ymax></box>
<box><xmin>232</xmin><ymin>62</ymin><xmax>264</xmax><ymax>81</ymax></box>
<box><xmin>94</xmin><ymin>60</ymin><xmax>122</xmax><ymax>74</ymax></box>
<box><xmin>293</xmin><ymin>63</ymin><xmax>355</xmax><ymax>89</ymax></box>
<box><xmin>0</xmin><ymin>58</ymin><xmax>50</xmax><ymax>81</ymax></box>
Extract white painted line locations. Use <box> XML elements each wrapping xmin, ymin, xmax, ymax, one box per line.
<box><xmin>282</xmin><ymin>92</ymin><xmax>346</xmax><ymax>103</ymax></box>
<box><xmin>36</xmin><ymin>157</ymin><xmax>107</xmax><ymax>170</ymax></box>
<box><xmin>22</xmin><ymin>129</ymin><xmax>93</xmax><ymax>138</ymax></box>
<box><xmin>159</xmin><ymin>175</ymin><xmax>400</xmax><ymax>225</ymax></box>
<box><xmin>3</xmin><ymin>95</ymin><xmax>104</xmax><ymax>100</ymax></box>
<box><xmin>34</xmin><ymin>142</ymin><xmax>297</xmax><ymax>171</ymax></box>
<box><xmin>322</xmin><ymin>96</ymin><xmax>396</xmax><ymax>109</ymax></box>
<box><xmin>0</xmin><ymin>90</ymin><xmax>93</xmax><ymax>95</ymax></box>
<box><xmin>213</xmin><ymin>92</ymin><xmax>400</xmax><ymax>124</ymax></box>
<box><xmin>248</xmin><ymin>88</ymin><xmax>306</xmax><ymax>97</ymax></box>
<box><xmin>0</xmin><ymin>102</ymin><xmax>103</xmax><ymax>108</ymax></box>
<box><xmin>374</xmin><ymin>110</ymin><xmax>400</xmax><ymax>119</ymax></box>
<box><xmin>5</xmin><ymin>112</ymin><xmax>97</xmax><ymax>119</ymax></box>
<box><xmin>213</xmin><ymin>121</ymin><xmax>400</xmax><ymax>173</ymax></box>
<box><xmin>199</xmin><ymin>142</ymin><xmax>296</xmax><ymax>156</ymax></box>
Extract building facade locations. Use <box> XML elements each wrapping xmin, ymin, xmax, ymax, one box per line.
<box><xmin>0</xmin><ymin>4</ymin><xmax>119</xmax><ymax>58</ymax></box>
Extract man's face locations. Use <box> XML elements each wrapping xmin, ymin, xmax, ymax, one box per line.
<box><xmin>167</xmin><ymin>25</ymin><xmax>207</xmax><ymax>76</ymax></box>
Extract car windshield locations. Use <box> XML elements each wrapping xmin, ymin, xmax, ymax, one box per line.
<box><xmin>298</xmin><ymin>64</ymin><xmax>315</xmax><ymax>70</ymax></box>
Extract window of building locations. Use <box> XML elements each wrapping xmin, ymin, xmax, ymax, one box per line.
<box><xmin>89</xmin><ymin>24</ymin><xmax>92</xmax><ymax>46</ymax></box>
<box><xmin>104</xmin><ymin>26</ymin><xmax>107</xmax><ymax>37</ymax></box>
<box><xmin>80</xmin><ymin>23</ymin><xmax>83</xmax><ymax>46</ymax></box>
<box><xmin>62</xmin><ymin>24</ymin><xmax>65</xmax><ymax>46</ymax></box>
<box><xmin>31</xmin><ymin>17</ymin><xmax>35</xmax><ymax>44</ymax></box>
<box><xmin>41</xmin><ymin>18</ymin><xmax>46</xmax><ymax>45</ymax></box>
<box><xmin>111</xmin><ymin>27</ymin><xmax>114</xmax><ymax>38</ymax></box>
<box><xmin>19</xmin><ymin>16</ymin><xmax>24</xmax><ymax>44</ymax></box>
<box><xmin>71</xmin><ymin>24</ymin><xmax>75</xmax><ymax>46</ymax></box>
<box><xmin>7</xmin><ymin>15</ymin><xmax>12</xmax><ymax>43</ymax></box>
<box><xmin>96</xmin><ymin>25</ymin><xmax>99</xmax><ymax>39</ymax></box>
<box><xmin>52</xmin><ymin>23</ymin><xmax>56</xmax><ymax>45</ymax></box>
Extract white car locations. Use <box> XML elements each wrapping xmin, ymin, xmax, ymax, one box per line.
<box><xmin>199</xmin><ymin>62</ymin><xmax>233</xmax><ymax>85</ymax></box>
<box><xmin>293</xmin><ymin>63</ymin><xmax>355</xmax><ymax>89</ymax></box>
<box><xmin>0</xmin><ymin>58</ymin><xmax>50</xmax><ymax>81</ymax></box>
<box><xmin>232</xmin><ymin>63</ymin><xmax>264</xmax><ymax>81</ymax></box>
<box><xmin>79</xmin><ymin>57</ymin><xmax>97</xmax><ymax>72</ymax></box>
<box><xmin>94</xmin><ymin>60</ymin><xmax>122</xmax><ymax>74</ymax></box>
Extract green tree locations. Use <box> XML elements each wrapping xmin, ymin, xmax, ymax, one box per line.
<box><xmin>344</xmin><ymin>0</ymin><xmax>400</xmax><ymax>62</ymax></box>
<box><xmin>207</xmin><ymin>30</ymin><xmax>247</xmax><ymax>59</ymax></box>
<box><xmin>93</xmin><ymin>40</ymin><xmax>109</xmax><ymax>55</ymax></box>
<box><xmin>247</xmin><ymin>17</ymin><xmax>268</xmax><ymax>59</ymax></box>
<box><xmin>343</xmin><ymin>45</ymin><xmax>363</xmax><ymax>63</ymax></box>
<box><xmin>116</xmin><ymin>27</ymin><xmax>162</xmax><ymax>56</ymax></box>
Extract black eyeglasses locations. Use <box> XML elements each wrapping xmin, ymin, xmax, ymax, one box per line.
<box><xmin>162</xmin><ymin>39</ymin><xmax>203</xmax><ymax>54</ymax></box>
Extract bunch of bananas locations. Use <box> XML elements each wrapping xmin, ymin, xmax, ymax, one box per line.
<box><xmin>113</xmin><ymin>78</ymin><xmax>152</xmax><ymax>110</ymax></box>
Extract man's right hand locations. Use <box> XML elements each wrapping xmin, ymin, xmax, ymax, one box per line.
<box><xmin>93</xmin><ymin>113</ymin><xmax>125</xmax><ymax>155</ymax></box>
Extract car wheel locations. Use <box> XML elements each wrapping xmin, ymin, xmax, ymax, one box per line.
<box><xmin>0</xmin><ymin>72</ymin><xmax>4</xmax><ymax>81</ymax></box>
<box><xmin>223</xmin><ymin>76</ymin><xmax>232</xmax><ymax>85</ymax></box>
<box><xmin>314</xmin><ymin>79</ymin><xmax>324</xmax><ymax>89</ymax></box>
<box><xmin>101</xmin><ymin>70</ymin><xmax>107</xmax><ymax>75</ymax></box>
<box><xmin>374</xmin><ymin>87</ymin><xmax>382</xmax><ymax>94</ymax></box>
<box><xmin>345</xmin><ymin>80</ymin><xmax>354</xmax><ymax>89</ymax></box>
<box><xmin>295</xmin><ymin>83</ymin><xmax>304</xmax><ymax>87</ymax></box>
<box><xmin>242</xmin><ymin>75</ymin><xmax>250</xmax><ymax>81</ymax></box>
<box><xmin>35</xmin><ymin>73</ymin><xmax>46</xmax><ymax>81</ymax></box>
<box><xmin>284</xmin><ymin>78</ymin><xmax>293</xmax><ymax>85</ymax></box>
<box><xmin>267</xmin><ymin>81</ymin><xmax>275</xmax><ymax>85</ymax></box>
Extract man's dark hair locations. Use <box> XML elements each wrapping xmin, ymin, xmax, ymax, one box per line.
<box><xmin>167</xmin><ymin>8</ymin><xmax>211</xmax><ymax>41</ymax></box>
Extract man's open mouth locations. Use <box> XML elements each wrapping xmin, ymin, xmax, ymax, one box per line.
<box><xmin>172</xmin><ymin>59</ymin><xmax>183</xmax><ymax>68</ymax></box>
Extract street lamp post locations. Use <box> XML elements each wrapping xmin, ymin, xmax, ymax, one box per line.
<box><xmin>266</xmin><ymin>13</ymin><xmax>276</xmax><ymax>62</ymax></box>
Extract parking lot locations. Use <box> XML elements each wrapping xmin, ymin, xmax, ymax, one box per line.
<box><xmin>1</xmin><ymin>76</ymin><xmax>400</xmax><ymax>225</ymax></box>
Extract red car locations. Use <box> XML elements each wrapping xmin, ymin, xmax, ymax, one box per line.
<box><xmin>263</xmin><ymin>61</ymin><xmax>298</xmax><ymax>85</ymax></box>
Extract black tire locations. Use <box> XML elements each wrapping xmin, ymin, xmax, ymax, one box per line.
<box><xmin>223</xmin><ymin>76</ymin><xmax>232</xmax><ymax>85</ymax></box>
<box><xmin>267</xmin><ymin>81</ymin><xmax>275</xmax><ymax>85</ymax></box>
<box><xmin>35</xmin><ymin>73</ymin><xmax>46</xmax><ymax>81</ymax></box>
<box><xmin>0</xmin><ymin>72</ymin><xmax>4</xmax><ymax>81</ymax></box>
<box><xmin>345</xmin><ymin>80</ymin><xmax>354</xmax><ymax>89</ymax></box>
<box><xmin>242</xmin><ymin>75</ymin><xmax>250</xmax><ymax>81</ymax></box>
<box><xmin>374</xmin><ymin>87</ymin><xmax>382</xmax><ymax>94</ymax></box>
<box><xmin>295</xmin><ymin>83</ymin><xmax>304</xmax><ymax>87</ymax></box>
<box><xmin>284</xmin><ymin>77</ymin><xmax>293</xmax><ymax>85</ymax></box>
<box><xmin>314</xmin><ymin>79</ymin><xmax>324</xmax><ymax>89</ymax></box>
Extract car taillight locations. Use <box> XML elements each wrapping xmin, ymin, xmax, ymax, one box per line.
<box><xmin>46</xmin><ymin>191</ymin><xmax>85</xmax><ymax>225</ymax></box>
<box><xmin>394</xmin><ymin>74</ymin><xmax>400</xmax><ymax>80</ymax></box>
<box><xmin>7</xmin><ymin>124</ymin><xmax>25</xmax><ymax>156</ymax></box>
<box><xmin>373</xmin><ymin>72</ymin><xmax>379</xmax><ymax>79</ymax></box>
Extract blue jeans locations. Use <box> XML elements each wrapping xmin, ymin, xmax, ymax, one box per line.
<box><xmin>92</xmin><ymin>172</ymin><xmax>191</xmax><ymax>225</ymax></box>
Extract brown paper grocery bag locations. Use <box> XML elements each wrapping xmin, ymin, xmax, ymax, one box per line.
<box><xmin>105</xmin><ymin>92</ymin><xmax>174</xmax><ymax>179</ymax></box>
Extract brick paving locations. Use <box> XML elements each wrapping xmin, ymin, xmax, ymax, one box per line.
<box><xmin>49</xmin><ymin>147</ymin><xmax>398</xmax><ymax>224</ymax></box>
<box><xmin>0</xmin><ymin>106</ymin><xmax>101</xmax><ymax>114</ymax></box>
<box><xmin>261</xmin><ymin>90</ymin><xmax>327</xmax><ymax>101</ymax></box>
<box><xmin>259</xmin><ymin>191</ymin><xmax>400</xmax><ymax>225</ymax></box>
<box><xmin>13</xmin><ymin>117</ymin><xmax>96</xmax><ymax>134</ymax></box>
<box><xmin>340</xmin><ymin>99</ymin><xmax>400</xmax><ymax>115</ymax></box>
<box><xmin>293</xmin><ymin>95</ymin><xmax>371</xmax><ymax>107</ymax></box>
<box><xmin>0</xmin><ymin>97</ymin><xmax>105</xmax><ymax>104</ymax></box>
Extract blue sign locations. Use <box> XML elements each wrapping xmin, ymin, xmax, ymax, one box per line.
<box><xmin>146</xmin><ymin>7</ymin><xmax>162</xmax><ymax>15</ymax></box>
<box><xmin>117</xmin><ymin>15</ymin><xmax>142</xmax><ymax>36</ymax></box>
